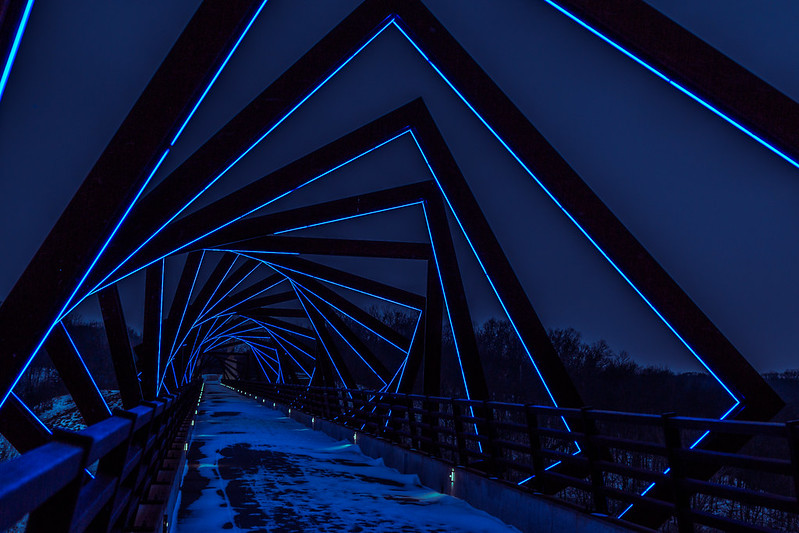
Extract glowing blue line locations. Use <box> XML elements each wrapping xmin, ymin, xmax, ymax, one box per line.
<box><xmin>265</xmin><ymin>260</ymin><xmax>422</xmax><ymax>312</ymax></box>
<box><xmin>89</xmin><ymin>18</ymin><xmax>398</xmax><ymax>294</ymax></box>
<box><xmin>296</xmin><ymin>284</ymin><xmax>387</xmax><ymax>386</ymax></box>
<box><xmin>157</xmin><ymin>259</ymin><xmax>164</xmax><ymax>394</ymax></box>
<box><xmin>260</xmin><ymin>326</ymin><xmax>316</xmax><ymax>360</ymax></box>
<box><xmin>267</xmin><ymin>263</ymin><xmax>409</xmax><ymax>352</ymax></box>
<box><xmin>197</xmin><ymin>261</ymin><xmax>259</xmax><ymax>321</ymax></box>
<box><xmin>241</xmin><ymin>341</ymin><xmax>272</xmax><ymax>379</ymax></box>
<box><xmin>421</xmin><ymin>203</ymin><xmax>471</xmax><ymax>401</ymax></box>
<box><xmin>209</xmin><ymin>278</ymin><xmax>286</xmax><ymax>318</ymax></box>
<box><xmin>273</xmin><ymin>201</ymin><xmax>422</xmax><ymax>235</ymax></box>
<box><xmin>11</xmin><ymin>392</ymin><xmax>51</xmax><ymax>435</ymax></box>
<box><xmin>62</xmin><ymin>323</ymin><xmax>111</xmax><ymax>416</ymax></box>
<box><xmin>197</xmin><ymin>256</ymin><xmax>238</xmax><ymax>320</ymax></box>
<box><xmin>395</xmin><ymin>311</ymin><xmax>423</xmax><ymax>392</ymax></box>
<box><xmin>293</xmin><ymin>282</ymin><xmax>348</xmax><ymax>387</ymax></box>
<box><xmin>0</xmin><ymin>0</ymin><xmax>34</xmax><ymax>104</ymax></box>
<box><xmin>170</xmin><ymin>0</ymin><xmax>270</xmax><ymax>146</ymax></box>
<box><xmin>0</xmin><ymin>147</ymin><xmax>171</xmax><ymax>410</ymax></box>
<box><xmin>541</xmin><ymin>0</ymin><xmax>799</xmax><ymax>171</ymax></box>
<box><xmin>395</xmin><ymin>23</ymin><xmax>739</xmax><ymax>407</ymax></box>
<box><xmin>169</xmin><ymin>251</ymin><xmax>207</xmax><ymax>359</ymax></box>
<box><xmin>263</xmin><ymin>326</ymin><xmax>312</xmax><ymax>378</ymax></box>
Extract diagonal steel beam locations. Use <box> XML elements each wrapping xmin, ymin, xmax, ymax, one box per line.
<box><xmin>0</xmin><ymin>0</ymin><xmax>268</xmax><ymax>408</ymax></box>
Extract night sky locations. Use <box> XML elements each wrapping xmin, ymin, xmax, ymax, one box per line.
<box><xmin>0</xmin><ymin>0</ymin><xmax>797</xmax><ymax>373</ymax></box>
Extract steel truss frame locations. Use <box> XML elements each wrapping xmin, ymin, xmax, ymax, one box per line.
<box><xmin>0</xmin><ymin>0</ymin><xmax>793</xmax><ymax>528</ymax></box>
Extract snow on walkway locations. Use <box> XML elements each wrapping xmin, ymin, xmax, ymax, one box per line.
<box><xmin>176</xmin><ymin>383</ymin><xmax>520</xmax><ymax>532</ymax></box>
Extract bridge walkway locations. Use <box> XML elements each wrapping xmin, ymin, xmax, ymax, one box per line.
<box><xmin>176</xmin><ymin>382</ymin><xmax>519</xmax><ymax>532</ymax></box>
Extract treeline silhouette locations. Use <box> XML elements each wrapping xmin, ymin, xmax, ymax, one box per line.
<box><xmin>365</xmin><ymin>310</ymin><xmax>799</xmax><ymax>419</ymax></box>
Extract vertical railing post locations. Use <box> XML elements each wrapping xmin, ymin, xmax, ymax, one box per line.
<box><xmin>452</xmin><ymin>399</ymin><xmax>468</xmax><ymax>467</ymax></box>
<box><xmin>421</xmin><ymin>396</ymin><xmax>440</xmax><ymax>457</ymax></box>
<box><xmin>524</xmin><ymin>404</ymin><xmax>545</xmax><ymax>492</ymax></box>
<box><xmin>406</xmin><ymin>397</ymin><xmax>419</xmax><ymax>449</ymax></box>
<box><xmin>786</xmin><ymin>420</ymin><xmax>799</xmax><ymax>504</ymax></box>
<box><xmin>662</xmin><ymin>412</ymin><xmax>692</xmax><ymax>533</ymax></box>
<box><xmin>482</xmin><ymin>400</ymin><xmax>500</xmax><ymax>477</ymax></box>
<box><xmin>580</xmin><ymin>407</ymin><xmax>608</xmax><ymax>514</ymax></box>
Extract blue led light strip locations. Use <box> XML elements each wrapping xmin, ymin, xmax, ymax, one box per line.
<box><xmin>541</xmin><ymin>0</ymin><xmax>799</xmax><ymax>171</ymax></box>
<box><xmin>196</xmin><ymin>261</ymin><xmax>259</xmax><ymax>322</ymax></box>
<box><xmin>291</xmin><ymin>280</ymin><xmax>349</xmax><ymax>388</ymax></box>
<box><xmin>394</xmin><ymin>299</ymin><xmax>423</xmax><ymax>393</ymax></box>
<box><xmin>170</xmin><ymin>0</ymin><xmax>270</xmax><ymax>146</ymax></box>
<box><xmin>263</xmin><ymin>326</ymin><xmax>312</xmax><ymax>378</ymax></box>
<box><xmin>260</xmin><ymin>260</ymin><xmax>410</xmax><ymax>353</ymax></box>
<box><xmin>167</xmin><ymin>250</ymin><xmax>205</xmax><ymax>363</ymax></box>
<box><xmin>263</xmin><ymin>258</ymin><xmax>422</xmax><ymax>312</ymax></box>
<box><xmin>61</xmin><ymin>322</ymin><xmax>112</xmax><ymax>416</ymax></box>
<box><xmin>421</xmin><ymin>203</ymin><xmax>471</xmax><ymax>401</ymax></box>
<box><xmin>392</xmin><ymin>21</ymin><xmax>740</xmax><ymax>416</ymax></box>
<box><xmin>273</xmin><ymin>200</ymin><xmax>422</xmax><ymax>235</ymax></box>
<box><xmin>294</xmin><ymin>283</ymin><xmax>387</xmax><ymax>386</ymax></box>
<box><xmin>1</xmin><ymin>146</ymin><xmax>171</xmax><ymax>410</ymax></box>
<box><xmin>0</xmin><ymin>0</ymin><xmax>34</xmax><ymax>104</ymax></box>
<box><xmin>87</xmin><ymin>19</ymin><xmax>401</xmax><ymax>296</ymax></box>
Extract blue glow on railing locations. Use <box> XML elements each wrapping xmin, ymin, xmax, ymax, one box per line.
<box><xmin>541</xmin><ymin>0</ymin><xmax>799</xmax><ymax>171</ymax></box>
<box><xmin>62</xmin><ymin>322</ymin><xmax>111</xmax><ymax>416</ymax></box>
<box><xmin>0</xmin><ymin>0</ymin><xmax>34</xmax><ymax>104</ymax></box>
<box><xmin>169</xmin><ymin>0</ymin><xmax>270</xmax><ymax>146</ymax></box>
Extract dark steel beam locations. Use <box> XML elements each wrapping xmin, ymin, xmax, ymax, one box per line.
<box><xmin>553</xmin><ymin>0</ymin><xmax>799</xmax><ymax>167</ymax></box>
<box><xmin>258</xmin><ymin>255</ymin><xmax>425</xmax><ymax>311</ymax></box>
<box><xmin>213</xmin><ymin>236</ymin><xmax>431</xmax><ymax>260</ymax></box>
<box><xmin>98</xmin><ymin>286</ymin><xmax>142</xmax><ymax>409</ymax></box>
<box><xmin>266</xmin><ymin>264</ymin><xmax>411</xmax><ymax>353</ymax></box>
<box><xmin>423</xmin><ymin>193</ymin><xmax>488</xmax><ymax>401</ymax></box>
<box><xmin>302</xmin><ymin>289</ymin><xmax>391</xmax><ymax>387</ymax></box>
<box><xmin>141</xmin><ymin>260</ymin><xmax>164</xmax><ymax>400</ymax></box>
<box><xmin>89</xmin><ymin>1</ymin><xmax>409</xmax><ymax>289</ymax></box>
<box><xmin>199</xmin><ymin>273</ymin><xmax>286</xmax><ymax>318</ymax></box>
<box><xmin>233</xmin><ymin>291</ymin><xmax>297</xmax><ymax>313</ymax></box>
<box><xmin>395</xmin><ymin>2</ymin><xmax>781</xmax><ymax>418</ymax></box>
<box><xmin>44</xmin><ymin>323</ymin><xmax>111</xmax><ymax>425</ymax></box>
<box><xmin>422</xmin><ymin>259</ymin><xmax>443</xmax><ymax>396</ymax></box>
<box><xmin>0</xmin><ymin>0</ymin><xmax>267</xmax><ymax>407</ymax></box>
<box><xmin>296</xmin><ymin>290</ymin><xmax>355</xmax><ymax>390</ymax></box>
<box><xmin>0</xmin><ymin>394</ymin><xmax>50</xmax><ymax>454</ymax></box>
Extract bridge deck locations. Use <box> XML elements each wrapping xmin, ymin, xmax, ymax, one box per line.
<box><xmin>177</xmin><ymin>383</ymin><xmax>518</xmax><ymax>532</ymax></box>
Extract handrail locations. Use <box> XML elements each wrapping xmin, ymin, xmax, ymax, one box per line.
<box><xmin>0</xmin><ymin>381</ymin><xmax>200</xmax><ymax>532</ymax></box>
<box><xmin>227</xmin><ymin>380</ymin><xmax>799</xmax><ymax>532</ymax></box>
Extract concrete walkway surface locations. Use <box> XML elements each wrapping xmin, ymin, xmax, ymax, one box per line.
<box><xmin>176</xmin><ymin>382</ymin><xmax>520</xmax><ymax>532</ymax></box>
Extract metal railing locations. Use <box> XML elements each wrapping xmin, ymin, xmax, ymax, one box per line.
<box><xmin>227</xmin><ymin>380</ymin><xmax>799</xmax><ymax>532</ymax></box>
<box><xmin>0</xmin><ymin>381</ymin><xmax>201</xmax><ymax>532</ymax></box>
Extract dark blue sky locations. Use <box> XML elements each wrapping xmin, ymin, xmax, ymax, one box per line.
<box><xmin>0</xmin><ymin>0</ymin><xmax>797</xmax><ymax>373</ymax></box>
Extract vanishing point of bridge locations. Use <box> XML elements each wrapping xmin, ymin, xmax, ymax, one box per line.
<box><xmin>1</xmin><ymin>0</ymin><xmax>798</xmax><ymax>531</ymax></box>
